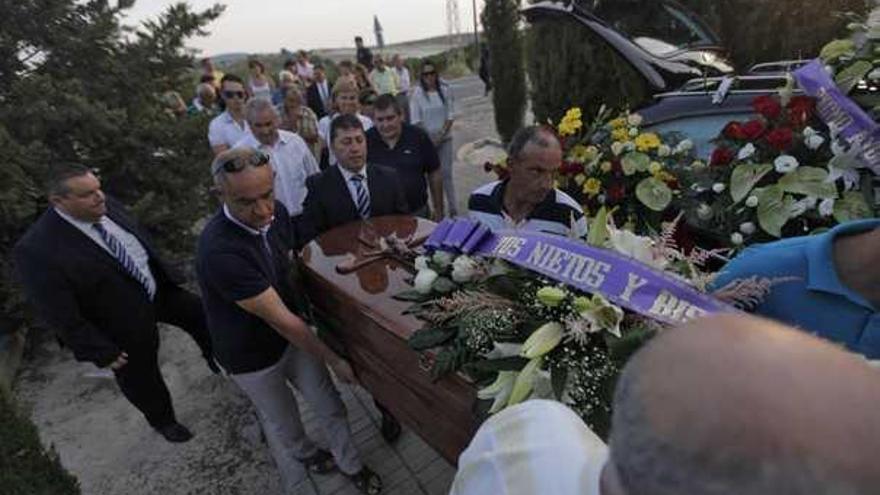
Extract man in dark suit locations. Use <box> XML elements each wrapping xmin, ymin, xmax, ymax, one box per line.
<box><xmin>14</xmin><ymin>164</ymin><xmax>217</xmax><ymax>443</ymax></box>
<box><xmin>301</xmin><ymin>113</ymin><xmax>407</xmax><ymax>444</ymax></box>
<box><xmin>301</xmin><ymin>113</ymin><xmax>408</xmax><ymax>244</ymax></box>
<box><xmin>305</xmin><ymin>63</ymin><xmax>332</xmax><ymax>120</ymax></box>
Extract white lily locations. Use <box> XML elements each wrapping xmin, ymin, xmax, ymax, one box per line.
<box><xmin>521</xmin><ymin>322</ymin><xmax>564</xmax><ymax>359</ymax></box>
<box><xmin>478</xmin><ymin>371</ymin><xmax>517</xmax><ymax>414</ymax></box>
<box><xmin>609</xmin><ymin>227</ymin><xmax>668</xmax><ymax>270</ymax></box>
<box><xmin>508</xmin><ymin>357</ymin><xmax>543</xmax><ymax>407</ymax></box>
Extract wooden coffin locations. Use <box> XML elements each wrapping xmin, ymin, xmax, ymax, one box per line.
<box><xmin>300</xmin><ymin>215</ymin><xmax>477</xmax><ymax>464</ymax></box>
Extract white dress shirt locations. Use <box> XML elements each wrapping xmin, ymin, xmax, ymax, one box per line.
<box><xmin>337</xmin><ymin>164</ymin><xmax>371</xmax><ymax>211</ymax></box>
<box><xmin>55</xmin><ymin>207</ymin><xmax>157</xmax><ymax>297</ymax></box>
<box><xmin>317</xmin><ymin>113</ymin><xmax>374</xmax><ymax>166</ymax></box>
<box><xmin>208</xmin><ymin>110</ymin><xmax>252</xmax><ymax>149</ymax></box>
<box><xmin>235</xmin><ymin>130</ymin><xmax>319</xmax><ymax>216</ymax></box>
<box><xmin>395</xmin><ymin>66</ymin><xmax>411</xmax><ymax>93</ymax></box>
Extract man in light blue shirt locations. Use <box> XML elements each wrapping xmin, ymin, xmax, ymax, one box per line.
<box><xmin>713</xmin><ymin>219</ymin><xmax>880</xmax><ymax>358</ymax></box>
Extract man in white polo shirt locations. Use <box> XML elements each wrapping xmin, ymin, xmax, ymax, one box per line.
<box><xmin>236</xmin><ymin>98</ymin><xmax>320</xmax><ymax>246</ymax></box>
<box><xmin>208</xmin><ymin>74</ymin><xmax>251</xmax><ymax>155</ymax></box>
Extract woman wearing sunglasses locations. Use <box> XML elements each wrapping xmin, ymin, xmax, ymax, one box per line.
<box><xmin>410</xmin><ymin>62</ymin><xmax>458</xmax><ymax>217</ymax></box>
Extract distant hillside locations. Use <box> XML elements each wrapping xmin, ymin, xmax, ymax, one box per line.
<box><xmin>211</xmin><ymin>33</ymin><xmax>477</xmax><ymax>67</ymax></box>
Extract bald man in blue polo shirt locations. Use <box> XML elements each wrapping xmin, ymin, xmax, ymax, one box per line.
<box><xmin>713</xmin><ymin>219</ymin><xmax>880</xmax><ymax>358</ymax></box>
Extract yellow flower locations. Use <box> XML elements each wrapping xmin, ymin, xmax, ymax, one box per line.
<box><xmin>558</xmin><ymin>107</ymin><xmax>583</xmax><ymax>137</ymax></box>
<box><xmin>609</xmin><ymin>117</ymin><xmax>627</xmax><ymax>129</ymax></box>
<box><xmin>568</xmin><ymin>144</ymin><xmax>592</xmax><ymax>163</ymax></box>
<box><xmin>634</xmin><ymin>132</ymin><xmax>662</xmax><ymax>152</ymax></box>
<box><xmin>600</xmin><ymin>161</ymin><xmax>612</xmax><ymax>173</ymax></box>
<box><xmin>654</xmin><ymin>170</ymin><xmax>676</xmax><ymax>183</ymax></box>
<box><xmin>648</xmin><ymin>161</ymin><xmax>663</xmax><ymax>175</ymax></box>
<box><xmin>583</xmin><ymin>177</ymin><xmax>602</xmax><ymax>197</ymax></box>
<box><xmin>611</xmin><ymin>128</ymin><xmax>629</xmax><ymax>142</ymax></box>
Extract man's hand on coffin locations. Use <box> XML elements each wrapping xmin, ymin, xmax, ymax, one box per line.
<box><xmin>329</xmin><ymin>358</ymin><xmax>359</xmax><ymax>385</ymax></box>
<box><xmin>236</xmin><ymin>287</ymin><xmax>347</xmax><ymax>369</ymax></box>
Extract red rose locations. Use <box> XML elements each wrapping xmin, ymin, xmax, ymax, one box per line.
<box><xmin>786</xmin><ymin>96</ymin><xmax>815</xmax><ymax>127</ymax></box>
<box><xmin>606</xmin><ymin>182</ymin><xmax>626</xmax><ymax>203</ymax></box>
<box><xmin>710</xmin><ymin>147</ymin><xmax>735</xmax><ymax>167</ymax></box>
<box><xmin>742</xmin><ymin>119</ymin><xmax>766</xmax><ymax>140</ymax></box>
<box><xmin>752</xmin><ymin>95</ymin><xmax>782</xmax><ymax>120</ymax></box>
<box><xmin>765</xmin><ymin>127</ymin><xmax>793</xmax><ymax>151</ymax></box>
<box><xmin>722</xmin><ymin>121</ymin><xmax>748</xmax><ymax>141</ymax></box>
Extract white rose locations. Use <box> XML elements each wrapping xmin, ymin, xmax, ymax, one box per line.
<box><xmin>628</xmin><ymin>127</ymin><xmax>639</xmax><ymax>137</ymax></box>
<box><xmin>624</xmin><ymin>141</ymin><xmax>636</xmax><ymax>152</ymax></box>
<box><xmin>432</xmin><ymin>250</ymin><xmax>454</xmax><ymax>268</ymax></box>
<box><xmin>675</xmin><ymin>139</ymin><xmax>694</xmax><ymax>154</ymax></box>
<box><xmin>745</xmin><ymin>195</ymin><xmax>759</xmax><ymax>208</ymax></box>
<box><xmin>739</xmin><ymin>222</ymin><xmax>756</xmax><ymax>235</ymax></box>
<box><xmin>712</xmin><ymin>183</ymin><xmax>726</xmax><ymax>193</ymax></box>
<box><xmin>414</xmin><ymin>255</ymin><xmax>430</xmax><ymax>271</ymax></box>
<box><xmin>611</xmin><ymin>141</ymin><xmax>626</xmax><ymax>156</ymax></box>
<box><xmin>413</xmin><ymin>269</ymin><xmax>439</xmax><ymax>294</ymax></box>
<box><xmin>696</xmin><ymin>203</ymin><xmax>713</xmax><ymax>220</ymax></box>
<box><xmin>657</xmin><ymin>144</ymin><xmax>671</xmax><ymax>157</ymax></box>
<box><xmin>730</xmin><ymin>233</ymin><xmax>744</xmax><ymax>245</ymax></box>
<box><xmin>773</xmin><ymin>154</ymin><xmax>799</xmax><ymax>174</ymax></box>
<box><xmin>451</xmin><ymin>255</ymin><xmax>478</xmax><ymax>283</ymax></box>
<box><xmin>627</xmin><ymin>113</ymin><xmax>643</xmax><ymax>127</ymax></box>
<box><xmin>737</xmin><ymin>143</ymin><xmax>756</xmax><ymax>161</ymax></box>
<box><xmin>819</xmin><ymin>198</ymin><xmax>835</xmax><ymax>217</ymax></box>
<box><xmin>805</xmin><ymin>134</ymin><xmax>825</xmax><ymax>150</ymax></box>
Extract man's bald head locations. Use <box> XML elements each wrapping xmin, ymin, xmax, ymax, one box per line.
<box><xmin>608</xmin><ymin>314</ymin><xmax>880</xmax><ymax>495</ymax></box>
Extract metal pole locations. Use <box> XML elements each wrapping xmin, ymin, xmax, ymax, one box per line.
<box><xmin>472</xmin><ymin>0</ymin><xmax>480</xmax><ymax>46</ymax></box>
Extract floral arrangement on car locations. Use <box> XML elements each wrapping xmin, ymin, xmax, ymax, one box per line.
<box><xmin>395</xmin><ymin>212</ymin><xmax>770</xmax><ymax>435</ymax></box>
<box><xmin>679</xmin><ymin>92</ymin><xmax>873</xmax><ymax>249</ymax></box>
<box><xmin>483</xmin><ymin>107</ymin><xmax>696</xmax><ymax>236</ymax></box>
<box><xmin>818</xmin><ymin>5</ymin><xmax>880</xmax><ymax>116</ymax></box>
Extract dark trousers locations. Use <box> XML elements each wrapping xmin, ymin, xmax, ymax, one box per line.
<box><xmin>113</xmin><ymin>286</ymin><xmax>211</xmax><ymax>428</ymax></box>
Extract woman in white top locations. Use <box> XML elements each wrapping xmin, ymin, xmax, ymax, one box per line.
<box><xmin>317</xmin><ymin>79</ymin><xmax>374</xmax><ymax>166</ymax></box>
<box><xmin>247</xmin><ymin>58</ymin><xmax>274</xmax><ymax>102</ymax></box>
<box><xmin>410</xmin><ymin>63</ymin><xmax>457</xmax><ymax>216</ymax></box>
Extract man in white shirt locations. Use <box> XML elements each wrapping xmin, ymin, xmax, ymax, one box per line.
<box><xmin>208</xmin><ymin>74</ymin><xmax>251</xmax><ymax>155</ymax></box>
<box><xmin>452</xmin><ymin>314</ymin><xmax>880</xmax><ymax>495</ymax></box>
<box><xmin>237</xmin><ymin>98</ymin><xmax>319</xmax><ymax>244</ymax></box>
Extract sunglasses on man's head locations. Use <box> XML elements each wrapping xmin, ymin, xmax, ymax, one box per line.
<box><xmin>223</xmin><ymin>90</ymin><xmax>246</xmax><ymax>100</ymax></box>
<box><xmin>212</xmin><ymin>151</ymin><xmax>270</xmax><ymax>176</ymax></box>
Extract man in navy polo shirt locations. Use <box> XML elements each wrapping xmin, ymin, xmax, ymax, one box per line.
<box><xmin>196</xmin><ymin>147</ymin><xmax>382</xmax><ymax>494</ymax></box>
<box><xmin>714</xmin><ymin>219</ymin><xmax>880</xmax><ymax>359</ymax></box>
<box><xmin>367</xmin><ymin>93</ymin><xmax>444</xmax><ymax>220</ymax></box>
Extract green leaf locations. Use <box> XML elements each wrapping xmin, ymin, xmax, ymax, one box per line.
<box><xmin>833</xmin><ymin>191</ymin><xmax>873</xmax><ymax>223</ymax></box>
<box><xmin>587</xmin><ymin>206</ymin><xmax>612</xmax><ymax>247</ymax></box>
<box><xmin>819</xmin><ymin>39</ymin><xmax>855</xmax><ymax>62</ymax></box>
<box><xmin>776</xmin><ymin>166</ymin><xmax>838</xmax><ymax>199</ymax></box>
<box><xmin>635</xmin><ymin>177</ymin><xmax>672</xmax><ymax>212</ymax></box>
<box><xmin>431</xmin><ymin>276</ymin><xmax>457</xmax><ymax>293</ymax></box>
<box><xmin>835</xmin><ymin>60</ymin><xmax>874</xmax><ymax>94</ymax></box>
<box><xmin>730</xmin><ymin>163</ymin><xmax>773</xmax><ymax>204</ymax></box>
<box><xmin>551</xmin><ymin>366</ymin><xmax>568</xmax><ymax>400</ymax></box>
<box><xmin>621</xmin><ymin>151</ymin><xmax>650</xmax><ymax>176</ymax></box>
<box><xmin>408</xmin><ymin>326</ymin><xmax>458</xmax><ymax>351</ymax></box>
<box><xmin>755</xmin><ymin>186</ymin><xmax>789</xmax><ymax>237</ymax></box>
<box><xmin>392</xmin><ymin>289</ymin><xmax>431</xmax><ymax>302</ymax></box>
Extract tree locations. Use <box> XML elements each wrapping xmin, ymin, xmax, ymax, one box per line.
<box><xmin>0</xmin><ymin>0</ymin><xmax>224</xmax><ymax>332</ymax></box>
<box><xmin>482</xmin><ymin>0</ymin><xmax>528</xmax><ymax>143</ymax></box>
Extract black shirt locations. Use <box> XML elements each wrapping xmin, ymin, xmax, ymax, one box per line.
<box><xmin>196</xmin><ymin>202</ymin><xmax>299</xmax><ymax>374</ymax></box>
<box><xmin>366</xmin><ymin>124</ymin><xmax>440</xmax><ymax>212</ymax></box>
<box><xmin>357</xmin><ymin>46</ymin><xmax>374</xmax><ymax>71</ymax></box>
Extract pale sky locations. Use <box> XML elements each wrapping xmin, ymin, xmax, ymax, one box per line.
<box><xmin>122</xmin><ymin>0</ymin><xmax>485</xmax><ymax>56</ymax></box>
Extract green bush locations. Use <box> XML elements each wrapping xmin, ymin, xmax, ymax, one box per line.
<box><xmin>0</xmin><ymin>0</ymin><xmax>224</xmax><ymax>332</ymax></box>
<box><xmin>0</xmin><ymin>388</ymin><xmax>80</xmax><ymax>494</ymax></box>
<box><xmin>483</xmin><ymin>0</ymin><xmax>528</xmax><ymax>143</ymax></box>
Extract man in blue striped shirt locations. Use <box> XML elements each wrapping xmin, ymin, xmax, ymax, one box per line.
<box><xmin>468</xmin><ymin>126</ymin><xmax>588</xmax><ymax>238</ymax></box>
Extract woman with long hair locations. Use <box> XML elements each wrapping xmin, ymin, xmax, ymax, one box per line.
<box><xmin>247</xmin><ymin>58</ymin><xmax>274</xmax><ymax>101</ymax></box>
<box><xmin>410</xmin><ymin>62</ymin><xmax>457</xmax><ymax>216</ymax></box>
<box><xmin>353</xmin><ymin>63</ymin><xmax>376</xmax><ymax>94</ymax></box>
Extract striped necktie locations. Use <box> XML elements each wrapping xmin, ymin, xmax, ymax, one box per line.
<box><xmin>92</xmin><ymin>222</ymin><xmax>155</xmax><ymax>300</ymax></box>
<box><xmin>350</xmin><ymin>174</ymin><xmax>371</xmax><ymax>219</ymax></box>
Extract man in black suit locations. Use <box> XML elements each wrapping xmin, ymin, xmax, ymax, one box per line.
<box><xmin>301</xmin><ymin>114</ymin><xmax>407</xmax><ymax>444</ymax></box>
<box><xmin>14</xmin><ymin>164</ymin><xmax>216</xmax><ymax>443</ymax></box>
<box><xmin>306</xmin><ymin>63</ymin><xmax>332</xmax><ymax>120</ymax></box>
<box><xmin>301</xmin><ymin>113</ymin><xmax>408</xmax><ymax>244</ymax></box>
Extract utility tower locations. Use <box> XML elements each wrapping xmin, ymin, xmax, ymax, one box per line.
<box><xmin>446</xmin><ymin>0</ymin><xmax>462</xmax><ymax>48</ymax></box>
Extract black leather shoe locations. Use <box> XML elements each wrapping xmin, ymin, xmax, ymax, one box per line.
<box><xmin>155</xmin><ymin>422</ymin><xmax>194</xmax><ymax>443</ymax></box>
<box><xmin>380</xmin><ymin>413</ymin><xmax>401</xmax><ymax>444</ymax></box>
